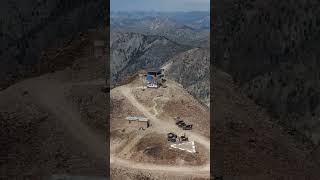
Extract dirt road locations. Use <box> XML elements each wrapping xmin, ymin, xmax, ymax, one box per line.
<box><xmin>25</xmin><ymin>75</ymin><xmax>209</xmax><ymax>177</ymax></box>
<box><xmin>119</xmin><ymin>85</ymin><xmax>210</xmax><ymax>150</ymax></box>
<box><xmin>110</xmin><ymin>155</ymin><xmax>209</xmax><ymax>177</ymax></box>
<box><xmin>111</xmin><ymin>85</ymin><xmax>210</xmax><ymax>177</ymax></box>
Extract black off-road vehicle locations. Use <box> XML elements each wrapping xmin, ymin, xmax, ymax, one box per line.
<box><xmin>176</xmin><ymin>120</ymin><xmax>184</xmax><ymax>126</ymax></box>
<box><xmin>175</xmin><ymin>117</ymin><xmax>193</xmax><ymax>130</ymax></box>
<box><xmin>178</xmin><ymin>122</ymin><xmax>187</xmax><ymax>128</ymax></box>
<box><xmin>180</xmin><ymin>134</ymin><xmax>189</xmax><ymax>141</ymax></box>
<box><xmin>183</xmin><ymin>124</ymin><xmax>193</xmax><ymax>130</ymax></box>
<box><xmin>167</xmin><ymin>132</ymin><xmax>177</xmax><ymax>142</ymax></box>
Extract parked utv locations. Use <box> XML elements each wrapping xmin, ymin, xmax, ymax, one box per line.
<box><xmin>167</xmin><ymin>132</ymin><xmax>177</xmax><ymax>142</ymax></box>
<box><xmin>183</xmin><ymin>124</ymin><xmax>193</xmax><ymax>130</ymax></box>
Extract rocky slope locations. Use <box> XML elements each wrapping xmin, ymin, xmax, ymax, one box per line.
<box><xmin>110</xmin><ymin>11</ymin><xmax>210</xmax><ymax>107</ymax></box>
<box><xmin>0</xmin><ymin>29</ymin><xmax>107</xmax><ymax>179</ymax></box>
<box><xmin>167</xmin><ymin>48</ymin><xmax>210</xmax><ymax>106</ymax></box>
<box><xmin>0</xmin><ymin>0</ymin><xmax>106</xmax><ymax>90</ymax></box>
<box><xmin>110</xmin><ymin>31</ymin><xmax>190</xmax><ymax>85</ymax></box>
<box><xmin>213</xmin><ymin>0</ymin><xmax>320</xmax><ymax>143</ymax></box>
<box><xmin>110</xmin><ymin>31</ymin><xmax>210</xmax><ymax>106</ymax></box>
<box><xmin>213</xmin><ymin>66</ymin><xmax>320</xmax><ymax>179</ymax></box>
<box><xmin>111</xmin><ymin>12</ymin><xmax>209</xmax><ymax>47</ymax></box>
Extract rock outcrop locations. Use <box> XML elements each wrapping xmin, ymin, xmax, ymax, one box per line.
<box><xmin>168</xmin><ymin>48</ymin><xmax>210</xmax><ymax>106</ymax></box>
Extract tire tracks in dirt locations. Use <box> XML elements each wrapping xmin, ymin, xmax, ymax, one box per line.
<box><xmin>111</xmin><ymin>85</ymin><xmax>210</xmax><ymax>177</ymax></box>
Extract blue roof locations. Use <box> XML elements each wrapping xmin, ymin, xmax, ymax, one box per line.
<box><xmin>146</xmin><ymin>75</ymin><xmax>154</xmax><ymax>81</ymax></box>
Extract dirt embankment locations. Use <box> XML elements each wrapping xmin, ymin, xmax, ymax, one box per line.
<box><xmin>132</xmin><ymin>133</ymin><xmax>208</xmax><ymax>166</ymax></box>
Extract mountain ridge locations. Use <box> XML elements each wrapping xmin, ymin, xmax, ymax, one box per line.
<box><xmin>110</xmin><ymin>31</ymin><xmax>191</xmax><ymax>85</ymax></box>
<box><xmin>213</xmin><ymin>0</ymin><xmax>320</xmax><ymax>144</ymax></box>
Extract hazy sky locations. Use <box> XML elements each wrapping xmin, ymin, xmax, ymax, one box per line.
<box><xmin>111</xmin><ymin>0</ymin><xmax>210</xmax><ymax>12</ymax></box>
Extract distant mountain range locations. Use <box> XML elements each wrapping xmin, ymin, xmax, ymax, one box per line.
<box><xmin>111</xmin><ymin>11</ymin><xmax>209</xmax><ymax>47</ymax></box>
<box><xmin>110</xmin><ymin>11</ymin><xmax>209</xmax><ymax>25</ymax></box>
<box><xmin>110</xmin><ymin>11</ymin><xmax>210</xmax><ymax>106</ymax></box>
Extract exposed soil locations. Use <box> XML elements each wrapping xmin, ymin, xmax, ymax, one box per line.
<box><xmin>131</xmin><ymin>133</ymin><xmax>208</xmax><ymax>166</ymax></box>
<box><xmin>110</xmin><ymin>75</ymin><xmax>210</xmax><ymax>179</ymax></box>
<box><xmin>133</xmin><ymin>80</ymin><xmax>210</xmax><ymax>137</ymax></box>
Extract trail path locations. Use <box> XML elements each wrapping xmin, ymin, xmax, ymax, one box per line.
<box><xmin>110</xmin><ymin>155</ymin><xmax>209</xmax><ymax>176</ymax></box>
<box><xmin>119</xmin><ymin>86</ymin><xmax>210</xmax><ymax>150</ymax></box>
<box><xmin>151</xmin><ymin>95</ymin><xmax>169</xmax><ymax>117</ymax></box>
<box><xmin>111</xmin><ymin>85</ymin><xmax>210</xmax><ymax>177</ymax></box>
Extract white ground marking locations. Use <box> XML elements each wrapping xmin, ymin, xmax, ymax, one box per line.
<box><xmin>170</xmin><ymin>141</ymin><xmax>196</xmax><ymax>153</ymax></box>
